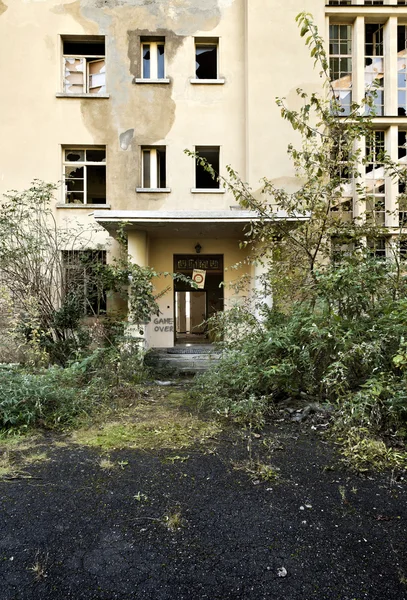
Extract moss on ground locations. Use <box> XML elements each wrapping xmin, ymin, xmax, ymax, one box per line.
<box><xmin>72</xmin><ymin>389</ymin><xmax>221</xmax><ymax>451</ymax></box>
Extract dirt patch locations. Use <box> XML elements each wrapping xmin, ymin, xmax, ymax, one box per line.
<box><xmin>0</xmin><ymin>384</ymin><xmax>406</xmax><ymax>599</ymax></box>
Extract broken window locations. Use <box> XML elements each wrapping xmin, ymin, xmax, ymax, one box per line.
<box><xmin>367</xmin><ymin>238</ymin><xmax>386</xmax><ymax>259</ymax></box>
<box><xmin>365</xmin><ymin>131</ymin><xmax>386</xmax><ymax>226</ymax></box>
<box><xmin>329</xmin><ymin>24</ymin><xmax>352</xmax><ymax>115</ymax></box>
<box><xmin>141</xmin><ymin>147</ymin><xmax>166</xmax><ymax>189</ymax></box>
<box><xmin>142</xmin><ymin>39</ymin><xmax>165</xmax><ymax>79</ymax></box>
<box><xmin>398</xmin><ymin>130</ymin><xmax>407</xmax><ymax>226</ymax></box>
<box><xmin>195</xmin><ymin>147</ymin><xmax>220</xmax><ymax>189</ymax></box>
<box><xmin>64</xmin><ymin>147</ymin><xmax>106</xmax><ymax>204</ymax></box>
<box><xmin>400</xmin><ymin>239</ymin><xmax>407</xmax><ymax>260</ymax></box>
<box><xmin>365</xmin><ymin>24</ymin><xmax>384</xmax><ymax>115</ymax></box>
<box><xmin>195</xmin><ymin>40</ymin><xmax>218</xmax><ymax>80</ymax></box>
<box><xmin>62</xmin><ymin>250</ymin><xmax>106</xmax><ymax>316</ymax></box>
<box><xmin>398</xmin><ymin>26</ymin><xmax>407</xmax><ymax>116</ymax></box>
<box><xmin>63</xmin><ymin>37</ymin><xmax>106</xmax><ymax>95</ymax></box>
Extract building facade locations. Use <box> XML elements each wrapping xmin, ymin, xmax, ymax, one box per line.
<box><xmin>1</xmin><ymin>0</ymin><xmax>406</xmax><ymax>347</ymax></box>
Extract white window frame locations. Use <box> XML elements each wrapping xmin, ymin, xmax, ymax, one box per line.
<box><xmin>63</xmin><ymin>147</ymin><xmax>107</xmax><ymax>205</ymax></box>
<box><xmin>329</xmin><ymin>24</ymin><xmax>352</xmax><ymax>115</ymax></box>
<box><xmin>61</xmin><ymin>37</ymin><xmax>106</xmax><ymax>96</ymax></box>
<box><xmin>191</xmin><ymin>38</ymin><xmax>225</xmax><ymax>85</ymax></box>
<box><xmin>136</xmin><ymin>147</ymin><xmax>170</xmax><ymax>193</ymax></box>
<box><xmin>135</xmin><ymin>40</ymin><xmax>170</xmax><ymax>84</ymax></box>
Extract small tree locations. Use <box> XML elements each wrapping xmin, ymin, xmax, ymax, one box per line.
<box><xmin>190</xmin><ymin>12</ymin><xmax>407</xmax><ymax>310</ymax></box>
<box><xmin>0</xmin><ymin>181</ymin><xmax>105</xmax><ymax>364</ymax></box>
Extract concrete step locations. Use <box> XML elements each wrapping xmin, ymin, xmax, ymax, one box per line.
<box><xmin>146</xmin><ymin>345</ymin><xmax>221</xmax><ymax>374</ymax></box>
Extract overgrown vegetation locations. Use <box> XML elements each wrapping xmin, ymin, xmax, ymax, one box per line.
<box><xmin>0</xmin><ymin>348</ymin><xmax>148</xmax><ymax>433</ymax></box>
<box><xmin>190</xmin><ymin>13</ymin><xmax>407</xmax><ymax>466</ymax></box>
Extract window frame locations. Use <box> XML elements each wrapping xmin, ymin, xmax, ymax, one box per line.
<box><xmin>365</xmin><ymin>130</ymin><xmax>386</xmax><ymax>226</ymax></box>
<box><xmin>63</xmin><ymin>146</ymin><xmax>107</xmax><ymax>205</ymax></box>
<box><xmin>61</xmin><ymin>36</ymin><xmax>107</xmax><ymax>96</ymax></box>
<box><xmin>329</xmin><ymin>24</ymin><xmax>352</xmax><ymax>115</ymax></box>
<box><xmin>136</xmin><ymin>146</ymin><xmax>170</xmax><ymax>193</ymax></box>
<box><xmin>134</xmin><ymin>38</ymin><xmax>170</xmax><ymax>84</ymax></box>
<box><xmin>141</xmin><ymin>40</ymin><xmax>165</xmax><ymax>80</ymax></box>
<box><xmin>192</xmin><ymin>145</ymin><xmax>225</xmax><ymax>193</ymax></box>
<box><xmin>191</xmin><ymin>38</ymin><xmax>225</xmax><ymax>85</ymax></box>
<box><xmin>365</xmin><ymin>23</ymin><xmax>385</xmax><ymax>116</ymax></box>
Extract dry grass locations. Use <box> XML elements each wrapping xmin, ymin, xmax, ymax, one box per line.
<box><xmin>24</xmin><ymin>452</ymin><xmax>49</xmax><ymax>465</ymax></box>
<box><xmin>163</xmin><ymin>509</ymin><xmax>183</xmax><ymax>531</ymax></box>
<box><xmin>99</xmin><ymin>457</ymin><xmax>116</xmax><ymax>471</ymax></box>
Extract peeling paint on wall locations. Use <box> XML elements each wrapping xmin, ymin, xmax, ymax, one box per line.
<box><xmin>119</xmin><ymin>128</ymin><xmax>134</xmax><ymax>150</ymax></box>
<box><xmin>50</xmin><ymin>0</ymin><xmax>237</xmax><ymax>210</ymax></box>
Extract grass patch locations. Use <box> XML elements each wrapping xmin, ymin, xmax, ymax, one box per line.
<box><xmin>233</xmin><ymin>459</ymin><xmax>280</xmax><ymax>483</ymax></box>
<box><xmin>99</xmin><ymin>457</ymin><xmax>116</xmax><ymax>471</ymax></box>
<box><xmin>72</xmin><ymin>390</ymin><xmax>221</xmax><ymax>451</ymax></box>
<box><xmin>0</xmin><ymin>451</ymin><xmax>14</xmax><ymax>477</ymax></box>
<box><xmin>337</xmin><ymin>427</ymin><xmax>407</xmax><ymax>473</ymax></box>
<box><xmin>163</xmin><ymin>509</ymin><xmax>183</xmax><ymax>531</ymax></box>
<box><xmin>24</xmin><ymin>452</ymin><xmax>49</xmax><ymax>465</ymax></box>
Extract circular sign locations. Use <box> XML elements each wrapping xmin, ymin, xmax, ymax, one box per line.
<box><xmin>193</xmin><ymin>273</ymin><xmax>204</xmax><ymax>284</ymax></box>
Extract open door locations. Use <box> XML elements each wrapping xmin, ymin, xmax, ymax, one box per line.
<box><xmin>174</xmin><ymin>254</ymin><xmax>223</xmax><ymax>345</ymax></box>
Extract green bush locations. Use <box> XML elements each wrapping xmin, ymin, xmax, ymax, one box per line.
<box><xmin>0</xmin><ymin>346</ymin><xmax>149</xmax><ymax>432</ymax></box>
<box><xmin>191</xmin><ymin>258</ymin><xmax>407</xmax><ymax>433</ymax></box>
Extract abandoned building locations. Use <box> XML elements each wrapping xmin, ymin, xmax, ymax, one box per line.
<box><xmin>1</xmin><ymin>0</ymin><xmax>407</xmax><ymax>348</ymax></box>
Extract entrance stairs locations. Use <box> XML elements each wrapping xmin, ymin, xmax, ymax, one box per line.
<box><xmin>146</xmin><ymin>344</ymin><xmax>221</xmax><ymax>375</ymax></box>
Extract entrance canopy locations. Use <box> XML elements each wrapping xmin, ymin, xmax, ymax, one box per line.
<box><xmin>93</xmin><ymin>209</ymin><xmax>309</xmax><ymax>238</ymax></box>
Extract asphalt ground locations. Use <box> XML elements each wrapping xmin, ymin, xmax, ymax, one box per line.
<box><xmin>0</xmin><ymin>396</ymin><xmax>406</xmax><ymax>600</ymax></box>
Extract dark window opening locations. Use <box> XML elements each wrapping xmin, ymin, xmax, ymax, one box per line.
<box><xmin>195</xmin><ymin>147</ymin><xmax>220</xmax><ymax>189</ymax></box>
<box><xmin>63</xmin><ymin>250</ymin><xmax>106</xmax><ymax>316</ymax></box>
<box><xmin>63</xmin><ymin>40</ymin><xmax>105</xmax><ymax>56</ymax></box>
<box><xmin>195</xmin><ymin>44</ymin><xmax>217</xmax><ymax>79</ymax></box>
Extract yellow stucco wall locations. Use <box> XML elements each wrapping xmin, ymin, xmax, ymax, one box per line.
<box><xmin>0</xmin><ymin>0</ymin><xmax>325</xmax><ymax>347</ymax></box>
<box><xmin>144</xmin><ymin>236</ymin><xmax>250</xmax><ymax>348</ymax></box>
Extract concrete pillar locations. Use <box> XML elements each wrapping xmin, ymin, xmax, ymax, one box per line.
<box><xmin>128</xmin><ymin>230</ymin><xmax>148</xmax><ymax>266</ymax></box>
<box><xmin>126</xmin><ymin>230</ymin><xmax>149</xmax><ymax>346</ymax></box>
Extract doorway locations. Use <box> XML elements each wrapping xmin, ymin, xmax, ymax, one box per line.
<box><xmin>173</xmin><ymin>254</ymin><xmax>223</xmax><ymax>344</ymax></box>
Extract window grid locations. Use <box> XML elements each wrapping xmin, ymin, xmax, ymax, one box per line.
<box><xmin>329</xmin><ymin>24</ymin><xmax>352</xmax><ymax>115</ymax></box>
<box><xmin>398</xmin><ymin>130</ymin><xmax>407</xmax><ymax>226</ymax></box>
<box><xmin>63</xmin><ymin>147</ymin><xmax>106</xmax><ymax>205</ymax></box>
<box><xmin>365</xmin><ymin>24</ymin><xmax>384</xmax><ymax>116</ymax></box>
<box><xmin>366</xmin><ymin>131</ymin><xmax>386</xmax><ymax>226</ymax></box>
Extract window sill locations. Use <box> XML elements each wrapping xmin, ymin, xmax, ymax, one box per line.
<box><xmin>134</xmin><ymin>78</ymin><xmax>171</xmax><ymax>84</ymax></box>
<box><xmin>55</xmin><ymin>93</ymin><xmax>110</xmax><ymax>99</ymax></box>
<box><xmin>190</xmin><ymin>78</ymin><xmax>225</xmax><ymax>85</ymax></box>
<box><xmin>56</xmin><ymin>203</ymin><xmax>111</xmax><ymax>209</ymax></box>
<box><xmin>190</xmin><ymin>188</ymin><xmax>225</xmax><ymax>194</ymax></box>
<box><xmin>136</xmin><ymin>188</ymin><xmax>171</xmax><ymax>193</ymax></box>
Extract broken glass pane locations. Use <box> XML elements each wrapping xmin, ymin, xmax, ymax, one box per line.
<box><xmin>143</xmin><ymin>45</ymin><xmax>151</xmax><ymax>79</ymax></box>
<box><xmin>195</xmin><ymin>45</ymin><xmax>217</xmax><ymax>79</ymax></box>
<box><xmin>65</xmin><ymin>150</ymin><xmax>85</xmax><ymax>162</ymax></box>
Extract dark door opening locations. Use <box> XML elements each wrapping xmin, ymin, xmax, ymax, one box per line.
<box><xmin>173</xmin><ymin>254</ymin><xmax>223</xmax><ymax>345</ymax></box>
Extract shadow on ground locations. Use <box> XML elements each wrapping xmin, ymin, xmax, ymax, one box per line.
<box><xmin>0</xmin><ymin>383</ymin><xmax>406</xmax><ymax>600</ymax></box>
